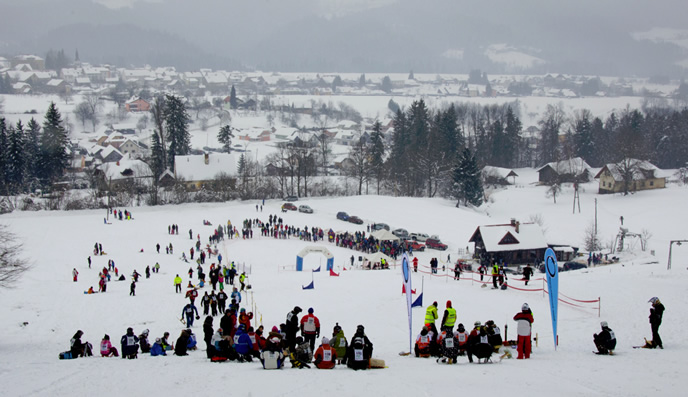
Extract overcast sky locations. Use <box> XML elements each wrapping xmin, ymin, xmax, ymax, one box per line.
<box><xmin>1</xmin><ymin>0</ymin><xmax>687</xmax><ymax>75</ymax></box>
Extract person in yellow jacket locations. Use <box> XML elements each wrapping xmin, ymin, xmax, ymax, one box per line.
<box><xmin>441</xmin><ymin>300</ymin><xmax>457</xmax><ymax>332</ymax></box>
<box><xmin>491</xmin><ymin>262</ymin><xmax>499</xmax><ymax>289</ymax></box>
<box><xmin>425</xmin><ymin>302</ymin><xmax>438</xmax><ymax>326</ymax></box>
<box><xmin>174</xmin><ymin>274</ymin><xmax>183</xmax><ymax>293</ymax></box>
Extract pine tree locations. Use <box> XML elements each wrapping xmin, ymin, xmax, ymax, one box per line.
<box><xmin>149</xmin><ymin>132</ymin><xmax>165</xmax><ymax>179</ymax></box>
<box><xmin>39</xmin><ymin>102</ymin><xmax>69</xmax><ymax>186</ymax></box>
<box><xmin>359</xmin><ymin>74</ymin><xmax>366</xmax><ymax>87</ymax></box>
<box><xmin>164</xmin><ymin>94</ymin><xmax>191</xmax><ymax>170</ymax></box>
<box><xmin>218</xmin><ymin>125</ymin><xmax>234</xmax><ymax>153</ymax></box>
<box><xmin>381</xmin><ymin>76</ymin><xmax>392</xmax><ymax>93</ymax></box>
<box><xmin>6</xmin><ymin>121</ymin><xmax>26</xmax><ymax>193</ymax></box>
<box><xmin>573</xmin><ymin>109</ymin><xmax>594</xmax><ymax>165</ymax></box>
<box><xmin>0</xmin><ymin>118</ymin><xmax>7</xmax><ymax>193</ymax></box>
<box><xmin>504</xmin><ymin>106</ymin><xmax>522</xmax><ymax>167</ymax></box>
<box><xmin>452</xmin><ymin>148</ymin><xmax>483</xmax><ymax>207</ymax></box>
<box><xmin>539</xmin><ymin>104</ymin><xmax>565</xmax><ymax>164</ymax></box>
<box><xmin>229</xmin><ymin>85</ymin><xmax>238</xmax><ymax>109</ymax></box>
<box><xmin>368</xmin><ymin>121</ymin><xmax>386</xmax><ymax>194</ymax></box>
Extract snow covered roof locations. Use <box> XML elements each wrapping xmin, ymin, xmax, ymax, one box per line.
<box><xmin>174</xmin><ymin>153</ymin><xmax>240</xmax><ymax>181</ymax></box>
<box><xmin>371</xmin><ymin>229</ymin><xmax>400</xmax><ymax>242</ymax></box>
<box><xmin>482</xmin><ymin>166</ymin><xmax>518</xmax><ymax>179</ymax></box>
<box><xmin>537</xmin><ymin>157</ymin><xmax>591</xmax><ymax>175</ymax></box>
<box><xmin>97</xmin><ymin>158</ymin><xmax>152</xmax><ymax>181</ymax></box>
<box><xmin>594</xmin><ymin>159</ymin><xmax>665</xmax><ymax>181</ymax></box>
<box><xmin>469</xmin><ymin>222</ymin><xmax>547</xmax><ymax>253</ymax></box>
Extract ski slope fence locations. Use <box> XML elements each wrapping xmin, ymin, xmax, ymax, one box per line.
<box><xmin>416</xmin><ymin>264</ymin><xmax>601</xmax><ymax>317</ymax></box>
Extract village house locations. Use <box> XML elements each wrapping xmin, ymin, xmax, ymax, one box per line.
<box><xmin>536</xmin><ymin>157</ymin><xmax>592</xmax><ymax>185</ymax></box>
<box><xmin>594</xmin><ymin>159</ymin><xmax>666</xmax><ymax>194</ymax></box>
<box><xmin>468</xmin><ymin>219</ymin><xmax>548</xmax><ymax>266</ymax></box>
<box><xmin>174</xmin><ymin>152</ymin><xmax>239</xmax><ymax>191</ymax></box>
<box><xmin>125</xmin><ymin>98</ymin><xmax>151</xmax><ymax>112</ymax></box>
<box><xmin>94</xmin><ymin>158</ymin><xmax>153</xmax><ymax>190</ymax></box>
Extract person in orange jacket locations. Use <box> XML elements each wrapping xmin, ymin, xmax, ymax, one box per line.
<box><xmin>313</xmin><ymin>337</ymin><xmax>337</xmax><ymax>369</ymax></box>
<box><xmin>414</xmin><ymin>326</ymin><xmax>431</xmax><ymax>357</ymax></box>
<box><xmin>239</xmin><ymin>308</ymin><xmax>253</xmax><ymax>329</ymax></box>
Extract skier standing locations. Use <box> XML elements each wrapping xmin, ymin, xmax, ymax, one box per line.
<box><xmin>513</xmin><ymin>303</ymin><xmax>534</xmax><ymax>359</ymax></box>
<box><xmin>648</xmin><ymin>297</ymin><xmax>665</xmax><ymax>349</ymax></box>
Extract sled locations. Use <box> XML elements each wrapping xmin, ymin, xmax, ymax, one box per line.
<box><xmin>633</xmin><ymin>338</ymin><xmax>655</xmax><ymax>349</ymax></box>
<box><xmin>369</xmin><ymin>358</ymin><xmax>386</xmax><ymax>368</ymax></box>
<box><xmin>398</xmin><ymin>351</ymin><xmax>411</xmax><ymax>356</ymax></box>
<box><xmin>59</xmin><ymin>351</ymin><xmax>74</xmax><ymax>360</ymax></box>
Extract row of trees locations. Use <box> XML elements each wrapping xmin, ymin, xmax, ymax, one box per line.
<box><xmin>0</xmin><ymin>103</ymin><xmax>70</xmax><ymax>196</ymax></box>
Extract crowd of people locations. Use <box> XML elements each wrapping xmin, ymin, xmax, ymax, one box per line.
<box><xmin>66</xmin><ymin>208</ymin><xmax>664</xmax><ymax>370</ymax></box>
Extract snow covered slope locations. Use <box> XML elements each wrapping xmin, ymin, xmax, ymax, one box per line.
<box><xmin>1</xmin><ymin>180</ymin><xmax>687</xmax><ymax>396</ymax></box>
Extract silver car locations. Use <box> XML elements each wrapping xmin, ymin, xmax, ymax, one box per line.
<box><xmin>298</xmin><ymin>205</ymin><xmax>314</xmax><ymax>214</ymax></box>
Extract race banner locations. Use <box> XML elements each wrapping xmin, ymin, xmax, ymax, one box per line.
<box><xmin>401</xmin><ymin>253</ymin><xmax>413</xmax><ymax>353</ymax></box>
<box><xmin>544</xmin><ymin>248</ymin><xmax>559</xmax><ymax>349</ymax></box>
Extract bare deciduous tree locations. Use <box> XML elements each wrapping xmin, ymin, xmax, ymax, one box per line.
<box><xmin>0</xmin><ymin>225</ymin><xmax>31</xmax><ymax>287</ymax></box>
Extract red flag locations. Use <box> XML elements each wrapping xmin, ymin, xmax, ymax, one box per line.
<box><xmin>402</xmin><ymin>284</ymin><xmax>416</xmax><ymax>294</ymax></box>
<box><xmin>329</xmin><ymin>268</ymin><xmax>340</xmax><ymax>277</ymax></box>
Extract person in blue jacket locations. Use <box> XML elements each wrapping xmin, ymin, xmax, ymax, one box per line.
<box><xmin>233</xmin><ymin>324</ymin><xmax>254</xmax><ymax>362</ymax></box>
<box><xmin>121</xmin><ymin>327</ymin><xmax>139</xmax><ymax>359</ymax></box>
<box><xmin>182</xmin><ymin>302</ymin><xmax>200</xmax><ymax>327</ymax></box>
<box><xmin>151</xmin><ymin>338</ymin><xmax>166</xmax><ymax>356</ymax></box>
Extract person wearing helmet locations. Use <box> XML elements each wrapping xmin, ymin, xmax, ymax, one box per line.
<box><xmin>138</xmin><ymin>329</ymin><xmax>151</xmax><ymax>353</ymax></box>
<box><xmin>121</xmin><ymin>327</ymin><xmax>139</xmax><ymax>359</ymax></box>
<box><xmin>513</xmin><ymin>303</ymin><xmax>534</xmax><ymax>359</ymax></box>
<box><xmin>441</xmin><ymin>300</ymin><xmax>457</xmax><ymax>333</ymax></box>
<box><xmin>454</xmin><ymin>323</ymin><xmax>469</xmax><ymax>356</ymax></box>
<box><xmin>331</xmin><ymin>323</ymin><xmax>348</xmax><ymax>365</ymax></box>
<box><xmin>648</xmin><ymin>297</ymin><xmax>665</xmax><ymax>349</ymax></box>
<box><xmin>347</xmin><ymin>325</ymin><xmax>373</xmax><ymax>370</ymax></box>
<box><xmin>300</xmin><ymin>307</ymin><xmax>321</xmax><ymax>352</ymax></box>
<box><xmin>414</xmin><ymin>326</ymin><xmax>432</xmax><ymax>357</ymax></box>
<box><xmin>314</xmin><ymin>337</ymin><xmax>337</xmax><ymax>369</ymax></box>
<box><xmin>593</xmin><ymin>321</ymin><xmax>616</xmax><ymax>355</ymax></box>
<box><xmin>466</xmin><ymin>321</ymin><xmax>492</xmax><ymax>363</ymax></box>
<box><xmin>285</xmin><ymin>306</ymin><xmax>303</xmax><ymax>353</ymax></box>
<box><xmin>233</xmin><ymin>324</ymin><xmax>254</xmax><ymax>362</ymax></box>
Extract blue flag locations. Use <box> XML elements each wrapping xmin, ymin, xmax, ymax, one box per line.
<box><xmin>544</xmin><ymin>248</ymin><xmax>559</xmax><ymax>349</ymax></box>
<box><xmin>411</xmin><ymin>292</ymin><xmax>423</xmax><ymax>308</ymax></box>
<box><xmin>302</xmin><ymin>281</ymin><xmax>314</xmax><ymax>290</ymax></box>
<box><xmin>401</xmin><ymin>253</ymin><xmax>413</xmax><ymax>353</ymax></box>
<box><xmin>312</xmin><ymin>265</ymin><xmax>320</xmax><ymax>273</ymax></box>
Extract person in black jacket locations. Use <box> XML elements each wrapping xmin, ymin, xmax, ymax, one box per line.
<box><xmin>70</xmin><ymin>330</ymin><xmax>92</xmax><ymax>357</ymax></box>
<box><xmin>138</xmin><ymin>329</ymin><xmax>151</xmax><ymax>353</ymax></box>
<box><xmin>347</xmin><ymin>325</ymin><xmax>373</xmax><ymax>370</ymax></box>
<box><xmin>285</xmin><ymin>306</ymin><xmax>302</xmax><ymax>352</ymax></box>
<box><xmin>175</xmin><ymin>329</ymin><xmax>190</xmax><ymax>356</ymax></box>
<box><xmin>648</xmin><ymin>297</ymin><xmax>665</xmax><ymax>349</ymax></box>
<box><xmin>593</xmin><ymin>321</ymin><xmax>616</xmax><ymax>355</ymax></box>
<box><xmin>203</xmin><ymin>316</ymin><xmax>214</xmax><ymax>357</ymax></box>
<box><xmin>522</xmin><ymin>264</ymin><xmax>534</xmax><ymax>286</ymax></box>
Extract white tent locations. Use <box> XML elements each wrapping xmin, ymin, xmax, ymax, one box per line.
<box><xmin>364</xmin><ymin>251</ymin><xmax>394</xmax><ymax>264</ymax></box>
<box><xmin>371</xmin><ymin>229</ymin><xmax>400</xmax><ymax>242</ymax></box>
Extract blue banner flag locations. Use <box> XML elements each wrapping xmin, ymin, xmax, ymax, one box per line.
<box><xmin>411</xmin><ymin>292</ymin><xmax>423</xmax><ymax>308</ymax></box>
<box><xmin>544</xmin><ymin>248</ymin><xmax>559</xmax><ymax>349</ymax></box>
<box><xmin>401</xmin><ymin>253</ymin><xmax>413</xmax><ymax>353</ymax></box>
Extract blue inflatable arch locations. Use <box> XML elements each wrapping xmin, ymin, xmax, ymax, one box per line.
<box><xmin>296</xmin><ymin>246</ymin><xmax>334</xmax><ymax>271</ymax></box>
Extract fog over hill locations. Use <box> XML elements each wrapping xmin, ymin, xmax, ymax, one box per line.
<box><xmin>1</xmin><ymin>0</ymin><xmax>687</xmax><ymax>76</ymax></box>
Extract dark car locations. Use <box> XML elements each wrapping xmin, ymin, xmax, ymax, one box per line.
<box><xmin>336</xmin><ymin>211</ymin><xmax>349</xmax><ymax>221</ymax></box>
<box><xmin>425</xmin><ymin>238</ymin><xmax>448</xmax><ymax>251</ymax></box>
<box><xmin>404</xmin><ymin>240</ymin><xmax>426</xmax><ymax>252</ymax></box>
<box><xmin>348</xmin><ymin>216</ymin><xmax>364</xmax><ymax>225</ymax></box>
<box><xmin>283</xmin><ymin>195</ymin><xmax>299</xmax><ymax>202</ymax></box>
<box><xmin>372</xmin><ymin>223</ymin><xmax>390</xmax><ymax>231</ymax></box>
<box><xmin>562</xmin><ymin>262</ymin><xmax>588</xmax><ymax>272</ymax></box>
<box><xmin>281</xmin><ymin>203</ymin><xmax>297</xmax><ymax>211</ymax></box>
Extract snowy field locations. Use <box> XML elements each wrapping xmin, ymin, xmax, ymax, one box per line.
<box><xmin>1</xmin><ymin>171</ymin><xmax>688</xmax><ymax>396</ymax></box>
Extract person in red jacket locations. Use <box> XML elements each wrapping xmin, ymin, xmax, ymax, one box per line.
<box><xmin>300</xmin><ymin>307</ymin><xmax>321</xmax><ymax>352</ymax></box>
<box><xmin>313</xmin><ymin>337</ymin><xmax>337</xmax><ymax>369</ymax></box>
<box><xmin>239</xmin><ymin>308</ymin><xmax>253</xmax><ymax>330</ymax></box>
<box><xmin>513</xmin><ymin>303</ymin><xmax>534</xmax><ymax>359</ymax></box>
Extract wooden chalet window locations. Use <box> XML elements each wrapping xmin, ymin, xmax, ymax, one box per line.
<box><xmin>498</xmin><ymin>232</ymin><xmax>519</xmax><ymax>245</ymax></box>
<box><xmin>650</xmin><ymin>181</ymin><xmax>654</xmax><ymax>186</ymax></box>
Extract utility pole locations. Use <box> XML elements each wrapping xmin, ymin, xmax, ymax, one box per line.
<box><xmin>594</xmin><ymin>198</ymin><xmax>597</xmax><ymax>238</ymax></box>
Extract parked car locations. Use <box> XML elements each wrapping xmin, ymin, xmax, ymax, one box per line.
<box><xmin>404</xmin><ymin>240</ymin><xmax>426</xmax><ymax>252</ymax></box>
<box><xmin>298</xmin><ymin>205</ymin><xmax>313</xmax><ymax>214</ymax></box>
<box><xmin>348</xmin><ymin>216</ymin><xmax>364</xmax><ymax>225</ymax></box>
<box><xmin>283</xmin><ymin>195</ymin><xmax>299</xmax><ymax>202</ymax></box>
<box><xmin>562</xmin><ymin>262</ymin><xmax>588</xmax><ymax>272</ymax></box>
<box><xmin>281</xmin><ymin>203</ymin><xmax>297</xmax><ymax>211</ymax></box>
<box><xmin>425</xmin><ymin>238</ymin><xmax>448</xmax><ymax>251</ymax></box>
<box><xmin>336</xmin><ymin>212</ymin><xmax>349</xmax><ymax>221</ymax></box>
<box><xmin>409</xmin><ymin>232</ymin><xmax>430</xmax><ymax>242</ymax></box>
<box><xmin>392</xmin><ymin>228</ymin><xmax>409</xmax><ymax>239</ymax></box>
<box><xmin>372</xmin><ymin>223</ymin><xmax>390</xmax><ymax>231</ymax></box>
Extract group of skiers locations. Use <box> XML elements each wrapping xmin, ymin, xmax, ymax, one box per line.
<box><xmin>591</xmin><ymin>296</ymin><xmax>665</xmax><ymax>354</ymax></box>
<box><xmin>67</xmin><ymin>327</ymin><xmax>192</xmax><ymax>359</ymax></box>
<box><xmin>418</xmin><ymin>301</ymin><xmax>534</xmax><ymax>363</ymax></box>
